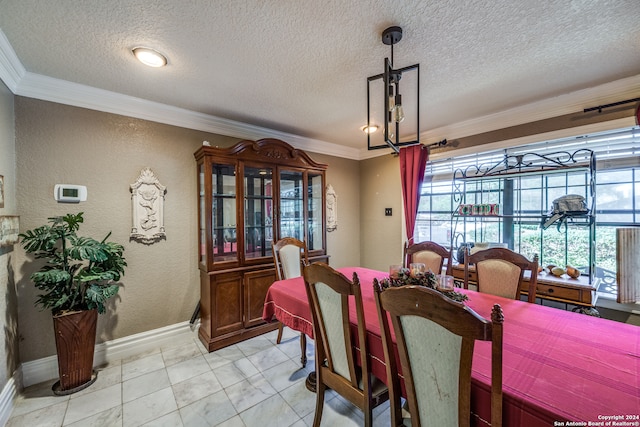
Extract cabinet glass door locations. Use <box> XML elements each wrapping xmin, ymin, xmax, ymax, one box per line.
<box><xmin>199</xmin><ymin>163</ymin><xmax>206</xmax><ymax>266</ymax></box>
<box><xmin>308</xmin><ymin>172</ymin><xmax>323</xmax><ymax>250</ymax></box>
<box><xmin>244</xmin><ymin>166</ymin><xmax>274</xmax><ymax>259</ymax></box>
<box><xmin>279</xmin><ymin>170</ymin><xmax>304</xmax><ymax>241</ymax></box>
<box><xmin>212</xmin><ymin>163</ymin><xmax>237</xmax><ymax>262</ymax></box>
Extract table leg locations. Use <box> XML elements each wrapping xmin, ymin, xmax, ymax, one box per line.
<box><xmin>305</xmin><ymin>371</ymin><xmax>316</xmax><ymax>392</ymax></box>
<box><xmin>300</xmin><ymin>333</ymin><xmax>307</xmax><ymax>367</ymax></box>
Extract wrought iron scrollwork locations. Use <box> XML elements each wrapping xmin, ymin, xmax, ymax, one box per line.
<box><xmin>454</xmin><ymin>149</ymin><xmax>595</xmax><ymax>180</ymax></box>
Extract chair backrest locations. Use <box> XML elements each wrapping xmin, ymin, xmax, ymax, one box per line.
<box><xmin>464</xmin><ymin>247</ymin><xmax>538</xmax><ymax>304</ymax></box>
<box><xmin>272</xmin><ymin>237</ymin><xmax>308</xmax><ymax>280</ymax></box>
<box><xmin>374</xmin><ymin>283</ymin><xmax>504</xmax><ymax>427</ymax></box>
<box><xmin>224</xmin><ymin>228</ymin><xmax>236</xmax><ymax>243</ymax></box>
<box><xmin>404</xmin><ymin>241</ymin><xmax>453</xmax><ymax>275</ymax></box>
<box><xmin>303</xmin><ymin>262</ymin><xmax>370</xmax><ymax>393</ymax></box>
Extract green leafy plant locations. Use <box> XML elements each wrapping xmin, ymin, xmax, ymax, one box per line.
<box><xmin>19</xmin><ymin>212</ymin><xmax>126</xmax><ymax>315</ymax></box>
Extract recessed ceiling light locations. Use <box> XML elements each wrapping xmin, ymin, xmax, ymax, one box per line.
<box><xmin>361</xmin><ymin>125</ymin><xmax>379</xmax><ymax>134</ymax></box>
<box><xmin>132</xmin><ymin>47</ymin><xmax>167</xmax><ymax>68</ymax></box>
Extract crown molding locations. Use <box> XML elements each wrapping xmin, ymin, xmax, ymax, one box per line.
<box><xmin>0</xmin><ymin>29</ymin><xmax>25</xmax><ymax>93</ymax></box>
<box><xmin>0</xmin><ymin>28</ymin><xmax>361</xmax><ymax>160</ymax></box>
<box><xmin>420</xmin><ymin>74</ymin><xmax>640</xmax><ymax>145</ymax></box>
<box><xmin>2</xmin><ymin>28</ymin><xmax>638</xmax><ymax>162</ymax></box>
<box><xmin>15</xmin><ymin>72</ymin><xmax>362</xmax><ymax>160</ymax></box>
<box><xmin>359</xmin><ymin>73</ymin><xmax>640</xmax><ymax>160</ymax></box>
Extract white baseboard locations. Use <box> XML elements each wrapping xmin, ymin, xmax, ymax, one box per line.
<box><xmin>0</xmin><ymin>372</ymin><xmax>20</xmax><ymax>427</ymax></box>
<box><xmin>0</xmin><ymin>321</ymin><xmax>197</xmax><ymax>423</ymax></box>
<box><xmin>20</xmin><ymin>320</ymin><xmax>196</xmax><ymax>388</ymax></box>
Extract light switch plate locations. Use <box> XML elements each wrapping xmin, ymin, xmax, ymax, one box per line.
<box><xmin>385</xmin><ymin>208</ymin><xmax>392</xmax><ymax>216</ymax></box>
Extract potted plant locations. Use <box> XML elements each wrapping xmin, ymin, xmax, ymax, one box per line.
<box><xmin>20</xmin><ymin>212</ymin><xmax>126</xmax><ymax>395</ymax></box>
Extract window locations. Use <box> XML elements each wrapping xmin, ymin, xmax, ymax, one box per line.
<box><xmin>415</xmin><ymin>126</ymin><xmax>640</xmax><ymax>297</ymax></box>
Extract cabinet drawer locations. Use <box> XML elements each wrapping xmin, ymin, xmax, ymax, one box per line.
<box><xmin>535</xmin><ymin>284</ymin><xmax>580</xmax><ymax>301</ymax></box>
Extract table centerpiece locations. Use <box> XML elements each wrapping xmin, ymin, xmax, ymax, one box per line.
<box><xmin>378</xmin><ymin>267</ymin><xmax>468</xmax><ymax>303</ymax></box>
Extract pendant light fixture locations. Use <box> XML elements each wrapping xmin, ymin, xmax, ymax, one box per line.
<box><xmin>366</xmin><ymin>26</ymin><xmax>420</xmax><ymax>153</ymax></box>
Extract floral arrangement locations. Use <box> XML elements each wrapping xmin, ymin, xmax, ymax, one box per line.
<box><xmin>378</xmin><ymin>267</ymin><xmax>469</xmax><ymax>303</ymax></box>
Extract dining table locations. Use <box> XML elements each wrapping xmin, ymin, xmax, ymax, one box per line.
<box><xmin>262</xmin><ymin>266</ymin><xmax>640</xmax><ymax>427</ymax></box>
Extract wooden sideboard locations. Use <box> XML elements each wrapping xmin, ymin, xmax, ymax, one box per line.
<box><xmin>451</xmin><ymin>264</ymin><xmax>598</xmax><ymax>307</ymax></box>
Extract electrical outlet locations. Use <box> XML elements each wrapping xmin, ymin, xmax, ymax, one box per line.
<box><xmin>385</xmin><ymin>208</ymin><xmax>392</xmax><ymax>216</ymax></box>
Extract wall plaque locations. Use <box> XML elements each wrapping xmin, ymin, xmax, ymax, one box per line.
<box><xmin>326</xmin><ymin>184</ymin><xmax>337</xmax><ymax>232</ymax></box>
<box><xmin>0</xmin><ymin>216</ymin><xmax>19</xmax><ymax>246</ymax></box>
<box><xmin>130</xmin><ymin>168</ymin><xmax>166</xmax><ymax>244</ymax></box>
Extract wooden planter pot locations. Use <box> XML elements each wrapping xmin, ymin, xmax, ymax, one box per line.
<box><xmin>52</xmin><ymin>309</ymin><xmax>98</xmax><ymax>395</ymax></box>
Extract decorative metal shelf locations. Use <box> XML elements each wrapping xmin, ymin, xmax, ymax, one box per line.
<box><xmin>453</xmin><ymin>149</ymin><xmax>596</xmax><ymax>180</ymax></box>
<box><xmin>450</xmin><ymin>148</ymin><xmax>597</xmax><ymax>285</ymax></box>
<box><xmin>452</xmin><ymin>213</ymin><xmax>592</xmax><ymax>220</ymax></box>
<box><xmin>452</xmin><ymin>214</ymin><xmax>544</xmax><ymax>219</ymax></box>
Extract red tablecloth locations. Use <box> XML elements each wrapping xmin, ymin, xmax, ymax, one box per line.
<box><xmin>262</xmin><ymin>267</ymin><xmax>640</xmax><ymax>427</ymax></box>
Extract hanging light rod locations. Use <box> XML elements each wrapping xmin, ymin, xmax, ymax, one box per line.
<box><xmin>389</xmin><ymin>138</ymin><xmax>447</xmax><ymax>156</ymax></box>
<box><xmin>583</xmin><ymin>97</ymin><xmax>640</xmax><ymax>113</ymax></box>
<box><xmin>426</xmin><ymin>138</ymin><xmax>448</xmax><ymax>150</ymax></box>
<box><xmin>367</xmin><ymin>26</ymin><xmax>420</xmax><ymax>154</ymax></box>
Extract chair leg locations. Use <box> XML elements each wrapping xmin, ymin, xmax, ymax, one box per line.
<box><xmin>276</xmin><ymin>322</ymin><xmax>283</xmax><ymax>344</ymax></box>
<box><xmin>312</xmin><ymin>378</ymin><xmax>326</xmax><ymax>427</ymax></box>
<box><xmin>300</xmin><ymin>333</ymin><xmax>307</xmax><ymax>367</ymax></box>
<box><xmin>364</xmin><ymin>407</ymin><xmax>373</xmax><ymax>427</ymax></box>
<box><xmin>398</xmin><ymin>399</ymin><xmax>410</xmax><ymax>426</ymax></box>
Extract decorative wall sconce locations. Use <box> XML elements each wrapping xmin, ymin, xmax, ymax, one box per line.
<box><xmin>367</xmin><ymin>26</ymin><xmax>420</xmax><ymax>153</ymax></box>
<box><xmin>326</xmin><ymin>184</ymin><xmax>338</xmax><ymax>232</ymax></box>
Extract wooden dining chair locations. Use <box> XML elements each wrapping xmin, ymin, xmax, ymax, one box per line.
<box><xmin>374</xmin><ymin>282</ymin><xmax>504</xmax><ymax>427</ymax></box>
<box><xmin>404</xmin><ymin>240</ymin><xmax>453</xmax><ymax>275</ymax></box>
<box><xmin>464</xmin><ymin>247</ymin><xmax>539</xmax><ymax>304</ymax></box>
<box><xmin>272</xmin><ymin>237</ymin><xmax>309</xmax><ymax>366</ymax></box>
<box><xmin>303</xmin><ymin>262</ymin><xmax>389</xmax><ymax>427</ymax></box>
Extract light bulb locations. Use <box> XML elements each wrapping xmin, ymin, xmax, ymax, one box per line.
<box><xmin>394</xmin><ymin>94</ymin><xmax>405</xmax><ymax>123</ymax></box>
<box><xmin>386</xmin><ymin>127</ymin><xmax>394</xmax><ymax>139</ymax></box>
<box><xmin>394</xmin><ymin>104</ymin><xmax>405</xmax><ymax>123</ymax></box>
<box><xmin>388</xmin><ymin>85</ymin><xmax>395</xmax><ymax>112</ymax></box>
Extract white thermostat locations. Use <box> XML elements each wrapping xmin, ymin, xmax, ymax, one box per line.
<box><xmin>54</xmin><ymin>184</ymin><xmax>87</xmax><ymax>203</ymax></box>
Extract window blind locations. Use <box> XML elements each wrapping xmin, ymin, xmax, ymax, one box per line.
<box><xmin>425</xmin><ymin>125</ymin><xmax>640</xmax><ymax>179</ymax></box>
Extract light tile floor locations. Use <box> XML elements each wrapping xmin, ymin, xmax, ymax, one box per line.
<box><xmin>7</xmin><ymin>326</ymin><xmax>392</xmax><ymax>427</ymax></box>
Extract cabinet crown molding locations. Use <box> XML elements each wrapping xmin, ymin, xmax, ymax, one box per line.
<box><xmin>195</xmin><ymin>138</ymin><xmax>327</xmax><ymax>170</ymax></box>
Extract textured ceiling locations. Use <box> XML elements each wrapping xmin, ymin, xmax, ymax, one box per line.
<box><xmin>1</xmin><ymin>0</ymin><xmax>639</xmax><ymax>150</ymax></box>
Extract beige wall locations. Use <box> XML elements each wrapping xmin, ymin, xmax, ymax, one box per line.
<box><xmin>0</xmin><ymin>80</ymin><xmax>19</xmax><ymax>391</ymax></box>
<box><xmin>312</xmin><ymin>153</ymin><xmax>360</xmax><ymax>268</ymax></box>
<box><xmin>359</xmin><ymin>154</ymin><xmax>404</xmax><ymax>271</ymax></box>
<box><xmin>13</xmin><ymin>97</ymin><xmax>361</xmax><ymax>362</ymax></box>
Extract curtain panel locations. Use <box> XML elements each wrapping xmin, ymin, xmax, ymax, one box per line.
<box><xmin>399</xmin><ymin>145</ymin><xmax>429</xmax><ymax>243</ymax></box>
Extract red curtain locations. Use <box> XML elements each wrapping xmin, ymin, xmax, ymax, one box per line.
<box><xmin>399</xmin><ymin>144</ymin><xmax>429</xmax><ymax>243</ymax></box>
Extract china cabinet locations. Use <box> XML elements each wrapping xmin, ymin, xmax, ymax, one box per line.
<box><xmin>194</xmin><ymin>139</ymin><xmax>327</xmax><ymax>351</ymax></box>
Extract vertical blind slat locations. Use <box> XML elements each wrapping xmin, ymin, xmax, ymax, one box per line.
<box><xmin>616</xmin><ymin>228</ymin><xmax>640</xmax><ymax>304</ymax></box>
